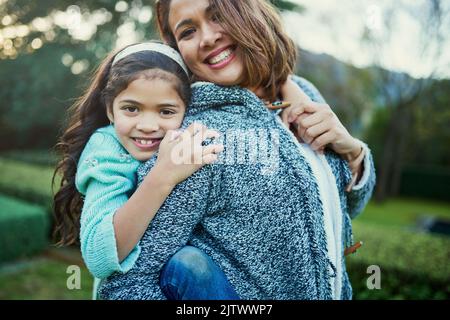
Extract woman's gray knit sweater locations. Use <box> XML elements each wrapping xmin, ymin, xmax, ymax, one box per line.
<box><xmin>99</xmin><ymin>76</ymin><xmax>376</xmax><ymax>300</ymax></box>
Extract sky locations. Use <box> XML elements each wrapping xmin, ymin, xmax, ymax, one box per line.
<box><xmin>283</xmin><ymin>0</ymin><xmax>450</xmax><ymax>79</ymax></box>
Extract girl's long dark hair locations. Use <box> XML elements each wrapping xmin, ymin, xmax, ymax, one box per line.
<box><xmin>52</xmin><ymin>43</ymin><xmax>190</xmax><ymax>246</ymax></box>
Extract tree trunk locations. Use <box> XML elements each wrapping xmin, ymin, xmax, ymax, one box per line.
<box><xmin>375</xmin><ymin>102</ymin><xmax>414</xmax><ymax>202</ymax></box>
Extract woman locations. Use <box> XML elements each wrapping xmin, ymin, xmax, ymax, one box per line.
<box><xmin>98</xmin><ymin>0</ymin><xmax>375</xmax><ymax>300</ymax></box>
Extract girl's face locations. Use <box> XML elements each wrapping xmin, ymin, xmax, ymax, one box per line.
<box><xmin>168</xmin><ymin>0</ymin><xmax>245</xmax><ymax>86</ymax></box>
<box><xmin>107</xmin><ymin>77</ymin><xmax>185</xmax><ymax>161</ymax></box>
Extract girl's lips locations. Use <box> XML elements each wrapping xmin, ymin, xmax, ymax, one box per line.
<box><xmin>132</xmin><ymin>138</ymin><xmax>162</xmax><ymax>150</ymax></box>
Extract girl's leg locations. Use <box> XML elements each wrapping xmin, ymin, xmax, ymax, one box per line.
<box><xmin>160</xmin><ymin>245</ymin><xmax>240</xmax><ymax>300</ymax></box>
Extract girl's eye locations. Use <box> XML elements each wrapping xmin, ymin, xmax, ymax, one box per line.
<box><xmin>161</xmin><ymin>109</ymin><xmax>176</xmax><ymax>116</ymax></box>
<box><xmin>122</xmin><ymin>106</ymin><xmax>138</xmax><ymax>113</ymax></box>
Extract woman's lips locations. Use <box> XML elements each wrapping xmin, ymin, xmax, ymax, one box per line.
<box><xmin>205</xmin><ymin>46</ymin><xmax>236</xmax><ymax>70</ymax></box>
<box><xmin>132</xmin><ymin>138</ymin><xmax>162</xmax><ymax>150</ymax></box>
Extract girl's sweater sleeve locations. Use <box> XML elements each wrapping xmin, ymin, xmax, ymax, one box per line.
<box><xmin>292</xmin><ymin>75</ymin><xmax>376</xmax><ymax>219</ymax></box>
<box><xmin>75</xmin><ymin>130</ymin><xmax>141</xmax><ymax>279</ymax></box>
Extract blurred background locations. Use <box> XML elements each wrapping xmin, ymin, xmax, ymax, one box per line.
<box><xmin>0</xmin><ymin>0</ymin><xmax>449</xmax><ymax>300</ymax></box>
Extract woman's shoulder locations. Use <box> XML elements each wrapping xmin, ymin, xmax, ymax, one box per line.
<box><xmin>186</xmin><ymin>82</ymin><xmax>269</xmax><ymax>126</ymax></box>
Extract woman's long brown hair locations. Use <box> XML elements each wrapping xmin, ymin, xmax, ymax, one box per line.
<box><xmin>156</xmin><ymin>0</ymin><xmax>297</xmax><ymax>101</ymax></box>
<box><xmin>52</xmin><ymin>45</ymin><xmax>191</xmax><ymax>246</ymax></box>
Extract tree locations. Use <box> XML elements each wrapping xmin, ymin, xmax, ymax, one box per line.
<box><xmin>0</xmin><ymin>0</ymin><xmax>302</xmax><ymax>150</ymax></box>
<box><xmin>361</xmin><ymin>0</ymin><xmax>450</xmax><ymax>201</ymax></box>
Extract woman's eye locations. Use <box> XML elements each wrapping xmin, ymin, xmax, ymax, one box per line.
<box><xmin>179</xmin><ymin>28</ymin><xmax>195</xmax><ymax>39</ymax></box>
<box><xmin>211</xmin><ymin>13</ymin><xmax>220</xmax><ymax>23</ymax></box>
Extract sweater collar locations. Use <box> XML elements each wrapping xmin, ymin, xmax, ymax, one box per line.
<box><xmin>187</xmin><ymin>82</ymin><xmax>271</xmax><ymax>119</ymax></box>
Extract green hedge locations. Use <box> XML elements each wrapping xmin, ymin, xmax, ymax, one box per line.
<box><xmin>347</xmin><ymin>223</ymin><xmax>450</xmax><ymax>299</ymax></box>
<box><xmin>0</xmin><ymin>149</ymin><xmax>57</xmax><ymax>167</ymax></box>
<box><xmin>0</xmin><ymin>158</ymin><xmax>56</xmax><ymax>208</ymax></box>
<box><xmin>0</xmin><ymin>195</ymin><xmax>50</xmax><ymax>264</ymax></box>
<box><xmin>400</xmin><ymin>165</ymin><xmax>450</xmax><ymax>201</ymax></box>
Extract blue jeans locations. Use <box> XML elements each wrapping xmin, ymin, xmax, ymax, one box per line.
<box><xmin>159</xmin><ymin>246</ymin><xmax>240</xmax><ymax>300</ymax></box>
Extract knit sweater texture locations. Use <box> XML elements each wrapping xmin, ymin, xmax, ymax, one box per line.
<box><xmin>97</xmin><ymin>76</ymin><xmax>376</xmax><ymax>300</ymax></box>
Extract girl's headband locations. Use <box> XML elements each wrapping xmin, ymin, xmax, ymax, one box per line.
<box><xmin>111</xmin><ymin>42</ymin><xmax>189</xmax><ymax>76</ymax></box>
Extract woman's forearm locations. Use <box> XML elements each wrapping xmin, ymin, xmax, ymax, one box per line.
<box><xmin>113</xmin><ymin>166</ymin><xmax>175</xmax><ymax>263</ymax></box>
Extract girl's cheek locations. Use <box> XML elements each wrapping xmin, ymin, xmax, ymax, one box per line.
<box><xmin>113</xmin><ymin>122</ymin><xmax>129</xmax><ymax>136</ymax></box>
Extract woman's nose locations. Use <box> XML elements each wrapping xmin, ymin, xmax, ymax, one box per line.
<box><xmin>200</xmin><ymin>23</ymin><xmax>222</xmax><ymax>48</ymax></box>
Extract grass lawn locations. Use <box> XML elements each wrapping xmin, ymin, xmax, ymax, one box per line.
<box><xmin>0</xmin><ymin>248</ymin><xmax>92</xmax><ymax>300</ymax></box>
<box><xmin>354</xmin><ymin>197</ymin><xmax>450</xmax><ymax>229</ymax></box>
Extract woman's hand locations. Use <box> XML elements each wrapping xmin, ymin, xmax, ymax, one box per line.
<box><xmin>153</xmin><ymin>122</ymin><xmax>224</xmax><ymax>187</ymax></box>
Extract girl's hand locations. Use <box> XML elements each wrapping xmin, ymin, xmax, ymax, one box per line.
<box><xmin>153</xmin><ymin>122</ymin><xmax>224</xmax><ymax>187</ymax></box>
<box><xmin>285</xmin><ymin>102</ymin><xmax>365</xmax><ymax>191</ymax></box>
<box><xmin>285</xmin><ymin>101</ymin><xmax>361</xmax><ymax>156</ymax></box>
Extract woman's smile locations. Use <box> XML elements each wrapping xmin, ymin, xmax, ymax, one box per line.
<box><xmin>204</xmin><ymin>45</ymin><xmax>237</xmax><ymax>69</ymax></box>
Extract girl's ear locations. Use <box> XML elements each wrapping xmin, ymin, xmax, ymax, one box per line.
<box><xmin>106</xmin><ymin>107</ymin><xmax>114</xmax><ymax>124</ymax></box>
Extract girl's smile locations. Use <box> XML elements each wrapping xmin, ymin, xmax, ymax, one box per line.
<box><xmin>131</xmin><ymin>137</ymin><xmax>163</xmax><ymax>150</ymax></box>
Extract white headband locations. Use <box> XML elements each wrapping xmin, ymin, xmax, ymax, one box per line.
<box><xmin>112</xmin><ymin>42</ymin><xmax>189</xmax><ymax>76</ymax></box>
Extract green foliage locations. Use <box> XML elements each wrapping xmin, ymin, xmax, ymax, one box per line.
<box><xmin>270</xmin><ymin>0</ymin><xmax>304</xmax><ymax>13</ymax></box>
<box><xmin>0</xmin><ymin>195</ymin><xmax>50</xmax><ymax>264</ymax></box>
<box><xmin>0</xmin><ymin>149</ymin><xmax>58</xmax><ymax>166</ymax></box>
<box><xmin>399</xmin><ymin>165</ymin><xmax>450</xmax><ymax>201</ymax></box>
<box><xmin>347</xmin><ymin>223</ymin><xmax>450</xmax><ymax>299</ymax></box>
<box><xmin>0</xmin><ymin>158</ymin><xmax>55</xmax><ymax>208</ymax></box>
<box><xmin>409</xmin><ymin>80</ymin><xmax>450</xmax><ymax>167</ymax></box>
<box><xmin>0</xmin><ymin>43</ymin><xmax>93</xmax><ymax>150</ymax></box>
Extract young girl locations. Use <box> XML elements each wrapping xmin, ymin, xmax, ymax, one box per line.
<box><xmin>52</xmin><ymin>42</ymin><xmax>239</xmax><ymax>300</ymax></box>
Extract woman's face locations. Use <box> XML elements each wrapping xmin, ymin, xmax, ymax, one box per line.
<box><xmin>108</xmin><ymin>77</ymin><xmax>185</xmax><ymax>161</ymax></box>
<box><xmin>168</xmin><ymin>0</ymin><xmax>245</xmax><ymax>86</ymax></box>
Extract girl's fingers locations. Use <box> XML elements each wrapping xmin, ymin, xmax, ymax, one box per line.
<box><xmin>200</xmin><ymin>129</ymin><xmax>220</xmax><ymax>141</ymax></box>
<box><xmin>168</xmin><ymin>130</ymin><xmax>183</xmax><ymax>142</ymax></box>
<box><xmin>301</xmin><ymin>120</ymin><xmax>331</xmax><ymax>144</ymax></box>
<box><xmin>281</xmin><ymin>108</ymin><xmax>290</xmax><ymax>127</ymax></box>
<box><xmin>287</xmin><ymin>105</ymin><xmax>305</xmax><ymax>123</ymax></box>
<box><xmin>184</xmin><ymin>122</ymin><xmax>207</xmax><ymax>138</ymax></box>
<box><xmin>201</xmin><ymin>153</ymin><xmax>219</xmax><ymax>165</ymax></box>
<box><xmin>310</xmin><ymin>131</ymin><xmax>335</xmax><ymax>151</ymax></box>
<box><xmin>202</xmin><ymin>144</ymin><xmax>224</xmax><ymax>156</ymax></box>
<box><xmin>298</xmin><ymin>111</ymin><xmax>325</xmax><ymax>128</ymax></box>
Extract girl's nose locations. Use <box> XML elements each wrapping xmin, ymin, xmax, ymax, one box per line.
<box><xmin>135</xmin><ymin>117</ymin><xmax>159</xmax><ymax>132</ymax></box>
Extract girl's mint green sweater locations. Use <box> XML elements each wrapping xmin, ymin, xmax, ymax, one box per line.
<box><xmin>75</xmin><ymin>125</ymin><xmax>141</xmax><ymax>279</ymax></box>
